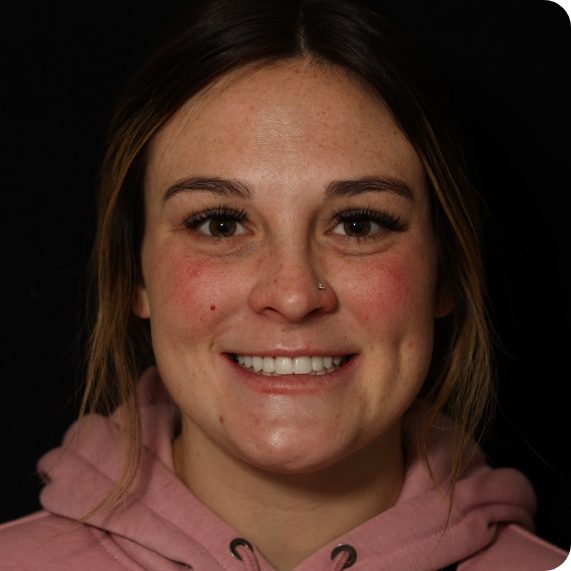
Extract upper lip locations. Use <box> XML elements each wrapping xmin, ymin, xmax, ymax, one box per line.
<box><xmin>225</xmin><ymin>349</ymin><xmax>357</xmax><ymax>357</ymax></box>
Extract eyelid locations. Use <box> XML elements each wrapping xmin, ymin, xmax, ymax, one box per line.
<box><xmin>182</xmin><ymin>204</ymin><xmax>249</xmax><ymax>238</ymax></box>
<box><xmin>330</xmin><ymin>206</ymin><xmax>406</xmax><ymax>234</ymax></box>
<box><xmin>183</xmin><ymin>205</ymin><xmax>247</xmax><ymax>227</ymax></box>
<box><xmin>180</xmin><ymin>203</ymin><xmax>405</xmax><ymax>241</ymax></box>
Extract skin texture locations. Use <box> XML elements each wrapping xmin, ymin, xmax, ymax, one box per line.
<box><xmin>135</xmin><ymin>59</ymin><xmax>451</xmax><ymax>570</ymax></box>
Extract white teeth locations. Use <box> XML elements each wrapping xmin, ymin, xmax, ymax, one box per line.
<box><xmin>234</xmin><ymin>354</ymin><xmax>348</xmax><ymax>375</ymax></box>
<box><xmin>293</xmin><ymin>356</ymin><xmax>312</xmax><ymax>374</ymax></box>
<box><xmin>262</xmin><ymin>356</ymin><xmax>275</xmax><ymax>373</ymax></box>
<box><xmin>311</xmin><ymin>356</ymin><xmax>324</xmax><ymax>372</ymax></box>
<box><xmin>275</xmin><ymin>357</ymin><xmax>294</xmax><ymax>374</ymax></box>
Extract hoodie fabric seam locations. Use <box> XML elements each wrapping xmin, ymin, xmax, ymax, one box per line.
<box><xmin>56</xmin><ymin>436</ymin><xmax>236</xmax><ymax>571</ymax></box>
<box><xmin>90</xmin><ymin>527</ymin><xmax>148</xmax><ymax>571</ymax></box>
<box><xmin>368</xmin><ymin>508</ymin><xmax>500</xmax><ymax>567</ymax></box>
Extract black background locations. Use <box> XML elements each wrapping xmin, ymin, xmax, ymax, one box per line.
<box><xmin>1</xmin><ymin>0</ymin><xmax>569</xmax><ymax>552</ymax></box>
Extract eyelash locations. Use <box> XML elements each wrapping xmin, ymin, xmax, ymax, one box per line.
<box><xmin>183</xmin><ymin>205</ymin><xmax>247</xmax><ymax>230</ymax></box>
<box><xmin>331</xmin><ymin>206</ymin><xmax>406</xmax><ymax>236</ymax></box>
<box><xmin>182</xmin><ymin>204</ymin><xmax>405</xmax><ymax>238</ymax></box>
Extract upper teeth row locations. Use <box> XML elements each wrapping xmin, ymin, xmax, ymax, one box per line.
<box><xmin>235</xmin><ymin>355</ymin><xmax>343</xmax><ymax>375</ymax></box>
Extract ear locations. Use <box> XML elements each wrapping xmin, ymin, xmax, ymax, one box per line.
<box><xmin>434</xmin><ymin>282</ymin><xmax>454</xmax><ymax>318</ymax></box>
<box><xmin>133</xmin><ymin>284</ymin><xmax>151</xmax><ymax>319</ymax></box>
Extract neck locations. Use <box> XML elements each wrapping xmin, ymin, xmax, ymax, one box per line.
<box><xmin>173</xmin><ymin>422</ymin><xmax>405</xmax><ymax>571</ymax></box>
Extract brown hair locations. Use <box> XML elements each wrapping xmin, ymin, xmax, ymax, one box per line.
<box><xmin>82</xmin><ymin>0</ymin><xmax>494</xmax><ymax>512</ymax></box>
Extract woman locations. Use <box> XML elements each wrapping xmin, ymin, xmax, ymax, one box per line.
<box><xmin>1</xmin><ymin>1</ymin><xmax>567</xmax><ymax>569</ymax></box>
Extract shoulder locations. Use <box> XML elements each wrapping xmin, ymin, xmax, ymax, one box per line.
<box><xmin>0</xmin><ymin>511</ymin><xmax>127</xmax><ymax>570</ymax></box>
<box><xmin>459</xmin><ymin>524</ymin><xmax>569</xmax><ymax>571</ymax></box>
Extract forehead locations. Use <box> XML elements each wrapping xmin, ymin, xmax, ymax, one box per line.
<box><xmin>146</xmin><ymin>59</ymin><xmax>424</xmax><ymax>194</ymax></box>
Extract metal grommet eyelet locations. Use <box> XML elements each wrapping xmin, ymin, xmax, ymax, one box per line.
<box><xmin>330</xmin><ymin>544</ymin><xmax>357</xmax><ymax>568</ymax></box>
<box><xmin>229</xmin><ymin>537</ymin><xmax>254</xmax><ymax>560</ymax></box>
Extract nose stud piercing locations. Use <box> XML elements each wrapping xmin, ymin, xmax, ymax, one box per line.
<box><xmin>317</xmin><ymin>281</ymin><xmax>327</xmax><ymax>290</ymax></box>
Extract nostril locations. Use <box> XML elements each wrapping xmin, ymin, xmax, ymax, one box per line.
<box><xmin>248</xmin><ymin>266</ymin><xmax>338</xmax><ymax>323</ymax></box>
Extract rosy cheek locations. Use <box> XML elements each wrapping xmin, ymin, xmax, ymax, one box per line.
<box><xmin>154</xmin><ymin>254</ymin><xmax>246</xmax><ymax>324</ymax></box>
<box><xmin>343</xmin><ymin>253</ymin><xmax>433</xmax><ymax>324</ymax></box>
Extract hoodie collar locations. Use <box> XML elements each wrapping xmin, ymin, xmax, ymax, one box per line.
<box><xmin>38</xmin><ymin>367</ymin><xmax>537</xmax><ymax>571</ymax></box>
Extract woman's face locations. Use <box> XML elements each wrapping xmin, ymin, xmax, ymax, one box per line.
<box><xmin>136</xmin><ymin>60</ymin><xmax>450</xmax><ymax>473</ymax></box>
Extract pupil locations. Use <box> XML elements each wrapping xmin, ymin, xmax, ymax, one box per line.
<box><xmin>345</xmin><ymin>219</ymin><xmax>370</xmax><ymax>236</ymax></box>
<box><xmin>209</xmin><ymin>218</ymin><xmax>236</xmax><ymax>236</ymax></box>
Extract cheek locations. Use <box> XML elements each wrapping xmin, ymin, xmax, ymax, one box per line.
<box><xmin>147</xmin><ymin>252</ymin><xmax>246</xmax><ymax>330</ymax></box>
<box><xmin>342</xmin><ymin>250</ymin><xmax>437</xmax><ymax>329</ymax></box>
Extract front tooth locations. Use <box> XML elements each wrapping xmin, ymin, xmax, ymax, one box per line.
<box><xmin>323</xmin><ymin>356</ymin><xmax>333</xmax><ymax>369</ymax></box>
<box><xmin>252</xmin><ymin>356</ymin><xmax>263</xmax><ymax>372</ymax></box>
<box><xmin>262</xmin><ymin>356</ymin><xmax>275</xmax><ymax>373</ymax></box>
<box><xmin>275</xmin><ymin>356</ymin><xmax>294</xmax><ymax>374</ymax></box>
<box><xmin>244</xmin><ymin>356</ymin><xmax>253</xmax><ymax>368</ymax></box>
<box><xmin>293</xmin><ymin>356</ymin><xmax>312</xmax><ymax>374</ymax></box>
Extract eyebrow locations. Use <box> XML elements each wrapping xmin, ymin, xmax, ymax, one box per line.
<box><xmin>162</xmin><ymin>175</ymin><xmax>413</xmax><ymax>203</ymax></box>
<box><xmin>325</xmin><ymin>176</ymin><xmax>413</xmax><ymax>200</ymax></box>
<box><xmin>163</xmin><ymin>176</ymin><xmax>251</xmax><ymax>202</ymax></box>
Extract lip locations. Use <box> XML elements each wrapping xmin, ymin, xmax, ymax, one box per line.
<box><xmin>222</xmin><ymin>352</ymin><xmax>359</xmax><ymax>395</ymax></box>
<box><xmin>225</xmin><ymin>348</ymin><xmax>355</xmax><ymax>358</ymax></box>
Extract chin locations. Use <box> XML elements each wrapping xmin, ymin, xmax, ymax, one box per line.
<box><xmin>230</xmin><ymin>425</ymin><xmax>363</xmax><ymax>475</ymax></box>
<box><xmin>244</xmin><ymin>450</ymin><xmax>347</xmax><ymax>475</ymax></box>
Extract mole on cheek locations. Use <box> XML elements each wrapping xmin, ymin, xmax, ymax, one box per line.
<box><xmin>219</xmin><ymin>415</ymin><xmax>224</xmax><ymax>424</ymax></box>
<box><xmin>210</xmin><ymin>304</ymin><xmax>216</xmax><ymax>311</ymax></box>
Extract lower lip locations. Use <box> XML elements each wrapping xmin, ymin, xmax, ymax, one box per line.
<box><xmin>222</xmin><ymin>354</ymin><xmax>358</xmax><ymax>395</ymax></box>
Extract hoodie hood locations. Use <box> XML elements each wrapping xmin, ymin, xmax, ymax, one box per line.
<box><xmin>37</xmin><ymin>368</ymin><xmax>537</xmax><ymax>571</ymax></box>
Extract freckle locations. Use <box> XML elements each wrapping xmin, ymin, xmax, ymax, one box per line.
<box><xmin>210</xmin><ymin>304</ymin><xmax>216</xmax><ymax>311</ymax></box>
<box><xmin>219</xmin><ymin>415</ymin><xmax>224</xmax><ymax>424</ymax></box>
<box><xmin>254</xmin><ymin>417</ymin><xmax>261</xmax><ymax>426</ymax></box>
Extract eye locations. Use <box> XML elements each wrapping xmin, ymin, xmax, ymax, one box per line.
<box><xmin>334</xmin><ymin>218</ymin><xmax>376</xmax><ymax>237</ymax></box>
<box><xmin>199</xmin><ymin>216</ymin><xmax>247</xmax><ymax>237</ymax></box>
<box><xmin>183</xmin><ymin>206</ymin><xmax>248</xmax><ymax>238</ymax></box>
<box><xmin>331</xmin><ymin>207</ymin><xmax>405</xmax><ymax>238</ymax></box>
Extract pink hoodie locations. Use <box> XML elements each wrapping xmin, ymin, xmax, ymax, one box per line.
<box><xmin>0</xmin><ymin>368</ymin><xmax>567</xmax><ymax>570</ymax></box>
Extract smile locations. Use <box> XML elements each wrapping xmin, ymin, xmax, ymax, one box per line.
<box><xmin>231</xmin><ymin>354</ymin><xmax>352</xmax><ymax>375</ymax></box>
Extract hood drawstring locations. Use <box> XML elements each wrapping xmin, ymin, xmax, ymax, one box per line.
<box><xmin>330</xmin><ymin>544</ymin><xmax>357</xmax><ymax>570</ymax></box>
<box><xmin>230</xmin><ymin>538</ymin><xmax>261</xmax><ymax>571</ymax></box>
<box><xmin>230</xmin><ymin>538</ymin><xmax>357</xmax><ymax>571</ymax></box>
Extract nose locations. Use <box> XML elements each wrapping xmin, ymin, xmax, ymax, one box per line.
<box><xmin>248</xmin><ymin>248</ymin><xmax>338</xmax><ymax>322</ymax></box>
